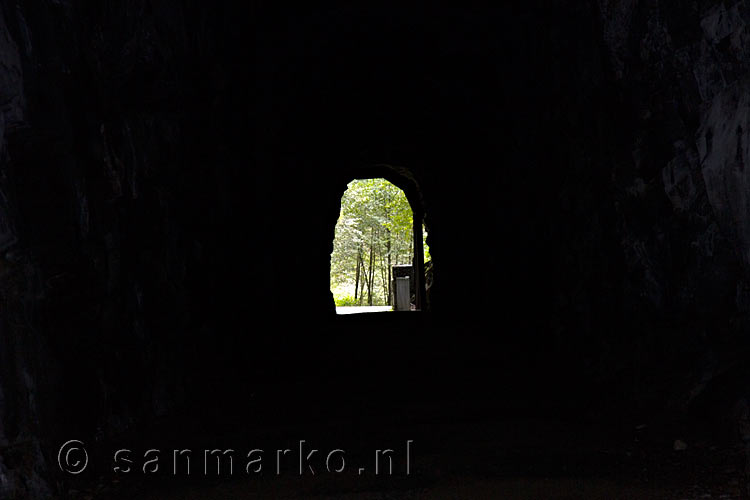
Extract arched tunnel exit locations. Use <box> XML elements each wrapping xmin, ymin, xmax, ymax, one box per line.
<box><xmin>329</xmin><ymin>167</ymin><xmax>431</xmax><ymax>315</ymax></box>
<box><xmin>329</xmin><ymin>164</ymin><xmax>434</xmax><ymax>315</ymax></box>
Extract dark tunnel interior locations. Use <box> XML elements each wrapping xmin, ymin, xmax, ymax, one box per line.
<box><xmin>1</xmin><ymin>1</ymin><xmax>750</xmax><ymax>498</ymax></box>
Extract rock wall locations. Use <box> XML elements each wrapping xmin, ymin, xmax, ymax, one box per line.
<box><xmin>0</xmin><ymin>1</ymin><xmax>252</xmax><ymax>496</ymax></box>
<box><xmin>596</xmin><ymin>0</ymin><xmax>750</xmax><ymax>404</ymax></box>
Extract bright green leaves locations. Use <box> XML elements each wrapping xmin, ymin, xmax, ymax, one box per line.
<box><xmin>330</xmin><ymin>178</ymin><xmax>416</xmax><ymax>305</ymax></box>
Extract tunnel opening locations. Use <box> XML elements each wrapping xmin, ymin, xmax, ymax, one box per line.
<box><xmin>330</xmin><ymin>169</ymin><xmax>430</xmax><ymax>315</ymax></box>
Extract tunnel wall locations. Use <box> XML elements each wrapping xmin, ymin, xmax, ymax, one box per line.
<box><xmin>0</xmin><ymin>1</ymin><xmax>252</xmax><ymax>495</ymax></box>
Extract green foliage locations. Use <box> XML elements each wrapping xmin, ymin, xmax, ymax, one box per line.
<box><xmin>330</xmin><ymin>178</ymin><xmax>422</xmax><ymax>306</ymax></box>
<box><xmin>334</xmin><ymin>295</ymin><xmax>359</xmax><ymax>307</ymax></box>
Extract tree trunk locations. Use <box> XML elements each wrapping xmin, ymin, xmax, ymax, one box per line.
<box><xmin>367</xmin><ymin>228</ymin><xmax>374</xmax><ymax>305</ymax></box>
<box><xmin>386</xmin><ymin>228</ymin><xmax>391</xmax><ymax>305</ymax></box>
<box><xmin>359</xmin><ymin>272</ymin><xmax>366</xmax><ymax>305</ymax></box>
<box><xmin>380</xmin><ymin>251</ymin><xmax>388</xmax><ymax>303</ymax></box>
<box><xmin>359</xmin><ymin>246</ymin><xmax>367</xmax><ymax>306</ymax></box>
<box><xmin>354</xmin><ymin>245</ymin><xmax>362</xmax><ymax>301</ymax></box>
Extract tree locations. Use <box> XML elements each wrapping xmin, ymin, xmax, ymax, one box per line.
<box><xmin>330</xmin><ymin>178</ymin><xmax>419</xmax><ymax>306</ymax></box>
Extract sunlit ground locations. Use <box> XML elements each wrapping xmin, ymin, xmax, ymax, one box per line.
<box><xmin>335</xmin><ymin>305</ymin><xmax>393</xmax><ymax>314</ymax></box>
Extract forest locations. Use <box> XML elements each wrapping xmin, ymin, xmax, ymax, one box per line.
<box><xmin>330</xmin><ymin>178</ymin><xmax>429</xmax><ymax>307</ymax></box>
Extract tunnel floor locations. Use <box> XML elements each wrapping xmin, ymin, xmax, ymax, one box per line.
<box><xmin>64</xmin><ymin>403</ymin><xmax>745</xmax><ymax>499</ymax></box>
<box><xmin>60</xmin><ymin>315</ymin><xmax>747</xmax><ymax>499</ymax></box>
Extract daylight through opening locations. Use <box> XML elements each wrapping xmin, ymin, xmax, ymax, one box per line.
<box><xmin>330</xmin><ymin>178</ymin><xmax>430</xmax><ymax>314</ymax></box>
